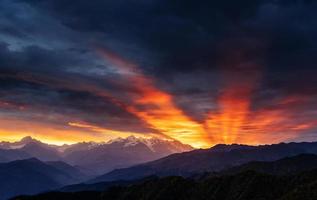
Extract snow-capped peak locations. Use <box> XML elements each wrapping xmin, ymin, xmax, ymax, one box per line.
<box><xmin>106</xmin><ymin>135</ymin><xmax>193</xmax><ymax>153</ymax></box>
<box><xmin>106</xmin><ymin>137</ymin><xmax>125</xmax><ymax>144</ymax></box>
<box><xmin>20</xmin><ymin>136</ymin><xmax>36</xmax><ymax>143</ymax></box>
<box><xmin>0</xmin><ymin>136</ymin><xmax>42</xmax><ymax>150</ymax></box>
<box><xmin>123</xmin><ymin>135</ymin><xmax>140</xmax><ymax>147</ymax></box>
<box><xmin>107</xmin><ymin>135</ymin><xmax>143</xmax><ymax>148</ymax></box>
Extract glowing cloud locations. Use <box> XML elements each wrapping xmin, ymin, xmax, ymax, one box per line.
<box><xmin>97</xmin><ymin>48</ymin><xmax>209</xmax><ymax>148</ymax></box>
<box><xmin>0</xmin><ymin>117</ymin><xmax>107</xmax><ymax>145</ymax></box>
<box><xmin>204</xmin><ymin>54</ymin><xmax>261</xmax><ymax>144</ymax></box>
<box><xmin>205</xmin><ymin>83</ymin><xmax>252</xmax><ymax>144</ymax></box>
<box><xmin>68</xmin><ymin>121</ymin><xmax>154</xmax><ymax>139</ymax></box>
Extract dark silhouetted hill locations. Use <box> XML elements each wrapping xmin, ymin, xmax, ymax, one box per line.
<box><xmin>12</xmin><ymin>169</ymin><xmax>317</xmax><ymax>200</ymax></box>
<box><xmin>0</xmin><ymin>149</ymin><xmax>31</xmax><ymax>163</ymax></box>
<box><xmin>91</xmin><ymin>141</ymin><xmax>317</xmax><ymax>183</ymax></box>
<box><xmin>59</xmin><ymin>176</ymin><xmax>157</xmax><ymax>193</ymax></box>
<box><xmin>221</xmin><ymin>154</ymin><xmax>317</xmax><ymax>175</ymax></box>
<box><xmin>0</xmin><ymin>158</ymin><xmax>86</xmax><ymax>200</ymax></box>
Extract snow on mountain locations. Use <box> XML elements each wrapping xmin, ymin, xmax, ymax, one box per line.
<box><xmin>0</xmin><ymin>136</ymin><xmax>62</xmax><ymax>161</ymax></box>
<box><xmin>62</xmin><ymin>135</ymin><xmax>194</xmax><ymax>175</ymax></box>
<box><xmin>0</xmin><ymin>136</ymin><xmax>41</xmax><ymax>149</ymax></box>
<box><xmin>0</xmin><ymin>135</ymin><xmax>193</xmax><ymax>154</ymax></box>
<box><xmin>107</xmin><ymin>135</ymin><xmax>193</xmax><ymax>153</ymax></box>
<box><xmin>0</xmin><ymin>135</ymin><xmax>194</xmax><ymax>174</ymax></box>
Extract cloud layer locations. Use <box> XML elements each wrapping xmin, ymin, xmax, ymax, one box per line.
<box><xmin>1</xmin><ymin>0</ymin><xmax>317</xmax><ymax>147</ymax></box>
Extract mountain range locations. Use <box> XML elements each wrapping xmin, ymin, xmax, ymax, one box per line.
<box><xmin>0</xmin><ymin>136</ymin><xmax>192</xmax><ymax>199</ymax></box>
<box><xmin>221</xmin><ymin>153</ymin><xmax>317</xmax><ymax>176</ymax></box>
<box><xmin>0</xmin><ymin>136</ymin><xmax>193</xmax><ymax>175</ymax></box>
<box><xmin>3</xmin><ymin>139</ymin><xmax>317</xmax><ymax>199</ymax></box>
<box><xmin>13</xmin><ymin>154</ymin><xmax>317</xmax><ymax>200</ymax></box>
<box><xmin>63</xmin><ymin>136</ymin><xmax>193</xmax><ymax>174</ymax></box>
<box><xmin>91</xmin><ymin>141</ymin><xmax>317</xmax><ymax>182</ymax></box>
<box><xmin>0</xmin><ymin>158</ymin><xmax>87</xmax><ymax>200</ymax></box>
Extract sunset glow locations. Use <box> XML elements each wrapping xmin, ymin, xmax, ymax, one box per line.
<box><xmin>1</xmin><ymin>47</ymin><xmax>317</xmax><ymax>148</ymax></box>
<box><xmin>98</xmin><ymin>48</ymin><xmax>210</xmax><ymax>148</ymax></box>
<box><xmin>1</xmin><ymin>0</ymin><xmax>317</xmax><ymax>149</ymax></box>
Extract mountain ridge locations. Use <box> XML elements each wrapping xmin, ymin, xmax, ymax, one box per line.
<box><xmin>90</xmin><ymin>140</ymin><xmax>317</xmax><ymax>183</ymax></box>
<box><xmin>0</xmin><ymin>136</ymin><xmax>194</xmax><ymax>175</ymax></box>
<box><xmin>0</xmin><ymin>157</ymin><xmax>87</xmax><ymax>200</ymax></box>
<box><xmin>13</xmin><ymin>168</ymin><xmax>317</xmax><ymax>200</ymax></box>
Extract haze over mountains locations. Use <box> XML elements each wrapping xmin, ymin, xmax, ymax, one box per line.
<box><xmin>14</xmin><ymin>154</ymin><xmax>317</xmax><ymax>200</ymax></box>
<box><xmin>0</xmin><ymin>136</ymin><xmax>193</xmax><ymax>175</ymax></box>
<box><xmin>92</xmin><ymin>141</ymin><xmax>317</xmax><ymax>182</ymax></box>
<box><xmin>0</xmin><ymin>135</ymin><xmax>193</xmax><ymax>199</ymax></box>
<box><xmin>0</xmin><ymin>158</ymin><xmax>86</xmax><ymax>200</ymax></box>
<box><xmin>3</xmin><ymin>138</ymin><xmax>317</xmax><ymax>199</ymax></box>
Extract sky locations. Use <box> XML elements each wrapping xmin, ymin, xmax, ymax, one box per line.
<box><xmin>1</xmin><ymin>0</ymin><xmax>317</xmax><ymax>148</ymax></box>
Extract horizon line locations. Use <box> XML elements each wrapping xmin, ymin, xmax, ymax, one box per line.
<box><xmin>1</xmin><ymin>135</ymin><xmax>317</xmax><ymax>149</ymax></box>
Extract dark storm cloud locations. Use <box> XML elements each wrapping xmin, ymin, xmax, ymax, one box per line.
<box><xmin>0</xmin><ymin>39</ymin><xmax>154</xmax><ymax>133</ymax></box>
<box><xmin>0</xmin><ymin>42</ymin><xmax>85</xmax><ymax>72</ymax></box>
<box><xmin>20</xmin><ymin>0</ymin><xmax>316</xmax><ymax>72</ymax></box>
<box><xmin>0</xmin><ymin>73</ymin><xmax>154</xmax><ymax>133</ymax></box>
<box><xmin>21</xmin><ymin>0</ymin><xmax>317</xmax><ymax>103</ymax></box>
<box><xmin>22</xmin><ymin>0</ymin><xmax>267</xmax><ymax>72</ymax></box>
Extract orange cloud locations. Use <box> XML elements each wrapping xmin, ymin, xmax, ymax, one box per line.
<box><xmin>204</xmin><ymin>61</ymin><xmax>261</xmax><ymax>144</ymax></box>
<box><xmin>215</xmin><ymin>94</ymin><xmax>317</xmax><ymax>145</ymax></box>
<box><xmin>68</xmin><ymin>121</ymin><xmax>154</xmax><ymax>139</ymax></box>
<box><xmin>205</xmin><ymin>85</ymin><xmax>252</xmax><ymax>144</ymax></box>
<box><xmin>97</xmin><ymin>48</ymin><xmax>209</xmax><ymax>148</ymax></box>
